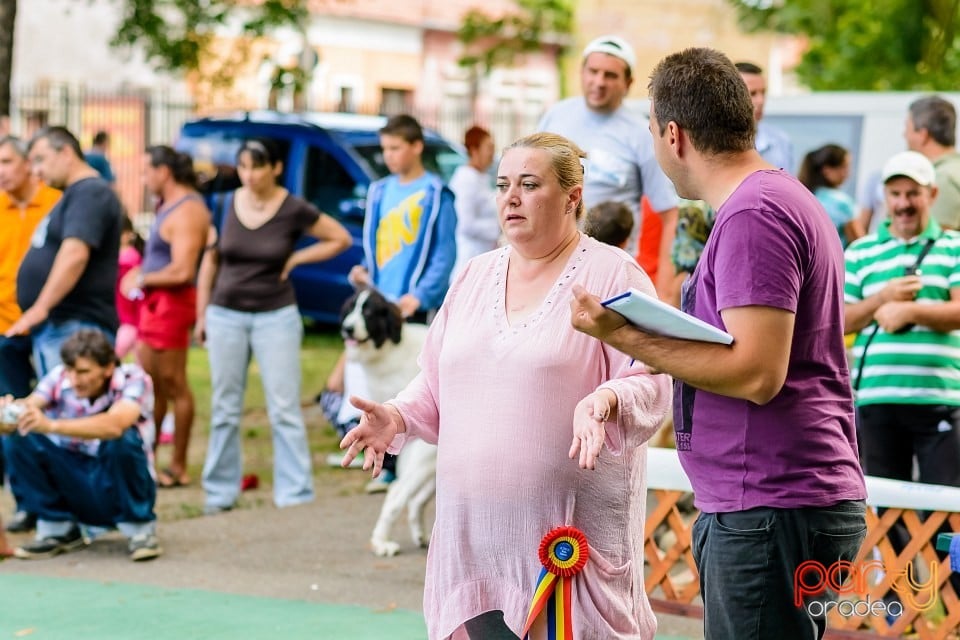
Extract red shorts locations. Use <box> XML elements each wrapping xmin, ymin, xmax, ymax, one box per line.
<box><xmin>138</xmin><ymin>286</ymin><xmax>197</xmax><ymax>350</ymax></box>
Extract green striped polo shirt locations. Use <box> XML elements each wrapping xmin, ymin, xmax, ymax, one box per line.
<box><xmin>844</xmin><ymin>219</ymin><xmax>960</xmax><ymax>406</ymax></box>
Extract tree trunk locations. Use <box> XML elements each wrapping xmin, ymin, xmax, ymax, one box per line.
<box><xmin>0</xmin><ymin>0</ymin><xmax>15</xmax><ymax>121</ymax></box>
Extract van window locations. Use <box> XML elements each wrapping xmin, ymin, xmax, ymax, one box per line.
<box><xmin>303</xmin><ymin>145</ymin><xmax>360</xmax><ymax>220</ymax></box>
<box><xmin>178</xmin><ymin>132</ymin><xmax>291</xmax><ymax>190</ymax></box>
<box><xmin>353</xmin><ymin>143</ymin><xmax>463</xmax><ymax>183</ymax></box>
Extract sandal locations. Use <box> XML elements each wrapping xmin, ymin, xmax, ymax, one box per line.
<box><xmin>157</xmin><ymin>467</ymin><xmax>191</xmax><ymax>488</ymax></box>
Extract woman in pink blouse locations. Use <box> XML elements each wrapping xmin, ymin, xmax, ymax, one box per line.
<box><xmin>340</xmin><ymin>133</ymin><xmax>670</xmax><ymax>639</ymax></box>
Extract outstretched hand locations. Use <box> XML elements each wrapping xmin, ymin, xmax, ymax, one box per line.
<box><xmin>339</xmin><ymin>396</ymin><xmax>404</xmax><ymax>478</ymax></box>
<box><xmin>569</xmin><ymin>389</ymin><xmax>616</xmax><ymax>470</ymax></box>
<box><xmin>570</xmin><ymin>285</ymin><xmax>628</xmax><ymax>341</ymax></box>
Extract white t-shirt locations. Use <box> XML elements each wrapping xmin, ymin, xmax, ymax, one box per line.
<box><xmin>537</xmin><ymin>98</ymin><xmax>678</xmax><ymax>253</ymax></box>
<box><xmin>448</xmin><ymin>164</ymin><xmax>500</xmax><ymax>279</ymax></box>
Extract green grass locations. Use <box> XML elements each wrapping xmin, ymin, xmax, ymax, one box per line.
<box><xmin>153</xmin><ymin>325</ymin><xmax>349</xmax><ymax>518</ymax></box>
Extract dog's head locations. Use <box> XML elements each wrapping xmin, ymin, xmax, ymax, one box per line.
<box><xmin>339</xmin><ymin>288</ymin><xmax>404</xmax><ymax>350</ymax></box>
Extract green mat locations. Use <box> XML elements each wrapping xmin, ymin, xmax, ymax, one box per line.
<box><xmin>0</xmin><ymin>574</ymin><xmax>427</xmax><ymax>639</ymax></box>
<box><xmin>0</xmin><ymin>573</ymin><xmax>700</xmax><ymax>638</ymax></box>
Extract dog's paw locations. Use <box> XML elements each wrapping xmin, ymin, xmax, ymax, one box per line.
<box><xmin>371</xmin><ymin>539</ymin><xmax>401</xmax><ymax>557</ymax></box>
<box><xmin>411</xmin><ymin>531</ymin><xmax>429</xmax><ymax>548</ymax></box>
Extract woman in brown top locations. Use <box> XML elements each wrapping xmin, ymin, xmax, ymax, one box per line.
<box><xmin>195</xmin><ymin>138</ymin><xmax>351</xmax><ymax>514</ymax></box>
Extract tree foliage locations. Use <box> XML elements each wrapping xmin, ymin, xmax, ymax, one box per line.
<box><xmin>727</xmin><ymin>0</ymin><xmax>960</xmax><ymax>90</ymax></box>
<box><xmin>109</xmin><ymin>0</ymin><xmax>309</xmax><ymax>73</ymax></box>
<box><xmin>457</xmin><ymin>0</ymin><xmax>574</xmax><ymax>73</ymax></box>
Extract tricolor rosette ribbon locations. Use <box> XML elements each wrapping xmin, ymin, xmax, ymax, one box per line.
<box><xmin>521</xmin><ymin>526</ymin><xmax>589</xmax><ymax>640</ymax></box>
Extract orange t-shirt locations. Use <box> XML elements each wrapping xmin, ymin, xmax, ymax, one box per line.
<box><xmin>0</xmin><ymin>182</ymin><xmax>61</xmax><ymax>332</ymax></box>
<box><xmin>636</xmin><ymin>196</ymin><xmax>662</xmax><ymax>282</ymax></box>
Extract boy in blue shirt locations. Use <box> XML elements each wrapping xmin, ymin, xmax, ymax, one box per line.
<box><xmin>327</xmin><ymin>115</ymin><xmax>457</xmax><ymax>490</ymax></box>
<box><xmin>349</xmin><ymin>114</ymin><xmax>457</xmax><ymax>320</ymax></box>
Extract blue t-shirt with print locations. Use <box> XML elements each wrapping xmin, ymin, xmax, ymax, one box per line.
<box><xmin>375</xmin><ymin>174</ymin><xmax>443</xmax><ymax>304</ymax></box>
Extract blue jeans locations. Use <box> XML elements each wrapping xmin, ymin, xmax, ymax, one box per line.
<box><xmin>0</xmin><ymin>334</ymin><xmax>34</xmax><ymax>506</ymax></box>
<box><xmin>0</xmin><ymin>334</ymin><xmax>34</xmax><ymax>398</ymax></box>
<box><xmin>201</xmin><ymin>304</ymin><xmax>314</xmax><ymax>509</ymax></box>
<box><xmin>32</xmin><ymin>319</ymin><xmax>114</xmax><ymax>377</ymax></box>
<box><xmin>5</xmin><ymin>427</ymin><xmax>156</xmax><ymax>539</ymax></box>
<box><xmin>692</xmin><ymin>500</ymin><xmax>867</xmax><ymax>640</ymax></box>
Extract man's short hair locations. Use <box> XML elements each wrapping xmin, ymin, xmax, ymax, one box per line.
<box><xmin>649</xmin><ymin>48</ymin><xmax>756</xmax><ymax>155</ymax></box>
<box><xmin>29</xmin><ymin>125</ymin><xmax>84</xmax><ymax>159</ymax></box>
<box><xmin>583</xmin><ymin>200</ymin><xmax>634</xmax><ymax>248</ymax></box>
<box><xmin>92</xmin><ymin>130</ymin><xmax>110</xmax><ymax>146</ymax></box>
<box><xmin>379</xmin><ymin>115</ymin><xmax>424</xmax><ymax>144</ymax></box>
<box><xmin>61</xmin><ymin>329</ymin><xmax>118</xmax><ymax>368</ymax></box>
<box><xmin>0</xmin><ymin>135</ymin><xmax>28</xmax><ymax>159</ymax></box>
<box><xmin>909</xmin><ymin>95</ymin><xmax>957</xmax><ymax>147</ymax></box>
<box><xmin>734</xmin><ymin>61</ymin><xmax>763</xmax><ymax>76</ymax></box>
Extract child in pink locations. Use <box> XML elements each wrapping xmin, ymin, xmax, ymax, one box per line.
<box><xmin>115</xmin><ymin>216</ymin><xmax>143</xmax><ymax>359</ymax></box>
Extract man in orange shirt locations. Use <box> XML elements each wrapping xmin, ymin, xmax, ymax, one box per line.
<box><xmin>0</xmin><ymin>134</ymin><xmax>61</xmax><ymax>533</ymax></box>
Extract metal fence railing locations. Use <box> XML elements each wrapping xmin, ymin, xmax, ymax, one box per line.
<box><xmin>7</xmin><ymin>84</ymin><xmax>545</xmax><ymax>215</ymax></box>
<box><xmin>10</xmin><ymin>83</ymin><xmax>196</xmax><ymax>216</ymax></box>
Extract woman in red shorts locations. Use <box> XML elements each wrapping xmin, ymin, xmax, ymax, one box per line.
<box><xmin>121</xmin><ymin>146</ymin><xmax>210</xmax><ymax>487</ymax></box>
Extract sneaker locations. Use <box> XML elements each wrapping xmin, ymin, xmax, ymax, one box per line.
<box><xmin>326</xmin><ymin>451</ymin><xmax>364</xmax><ymax>469</ymax></box>
<box><xmin>14</xmin><ymin>525</ymin><xmax>86</xmax><ymax>559</ymax></box>
<box><xmin>128</xmin><ymin>534</ymin><xmax>162</xmax><ymax>562</ymax></box>
<box><xmin>202</xmin><ymin>504</ymin><xmax>233</xmax><ymax>516</ymax></box>
<box><xmin>5</xmin><ymin>511</ymin><xmax>37</xmax><ymax>533</ymax></box>
<box><xmin>364</xmin><ymin>470</ymin><xmax>396</xmax><ymax>494</ymax></box>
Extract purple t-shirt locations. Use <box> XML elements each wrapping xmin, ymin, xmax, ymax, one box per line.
<box><xmin>675</xmin><ymin>170</ymin><xmax>866</xmax><ymax>512</ymax></box>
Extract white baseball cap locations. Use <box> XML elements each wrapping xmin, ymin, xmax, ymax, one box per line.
<box><xmin>881</xmin><ymin>151</ymin><xmax>936</xmax><ymax>186</ymax></box>
<box><xmin>582</xmin><ymin>35</ymin><xmax>636</xmax><ymax>73</ymax></box>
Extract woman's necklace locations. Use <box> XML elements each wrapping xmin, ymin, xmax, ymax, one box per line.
<box><xmin>246</xmin><ymin>188</ymin><xmax>276</xmax><ymax>212</ymax></box>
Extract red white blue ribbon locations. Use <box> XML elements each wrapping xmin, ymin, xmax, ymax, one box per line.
<box><xmin>522</xmin><ymin>526</ymin><xmax>589</xmax><ymax>640</ymax></box>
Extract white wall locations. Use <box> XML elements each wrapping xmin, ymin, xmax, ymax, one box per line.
<box><xmin>12</xmin><ymin>0</ymin><xmax>185</xmax><ymax>90</ymax></box>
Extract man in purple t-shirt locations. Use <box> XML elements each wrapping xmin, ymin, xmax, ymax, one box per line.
<box><xmin>571</xmin><ymin>48</ymin><xmax>866</xmax><ymax>640</ymax></box>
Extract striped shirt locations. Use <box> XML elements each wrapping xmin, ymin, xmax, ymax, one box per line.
<box><xmin>844</xmin><ymin>219</ymin><xmax>960</xmax><ymax>406</ymax></box>
<box><xmin>34</xmin><ymin>363</ymin><xmax>155</xmax><ymax>459</ymax></box>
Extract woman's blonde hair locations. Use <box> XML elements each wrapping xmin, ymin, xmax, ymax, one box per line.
<box><xmin>504</xmin><ymin>132</ymin><xmax>587</xmax><ymax>219</ymax></box>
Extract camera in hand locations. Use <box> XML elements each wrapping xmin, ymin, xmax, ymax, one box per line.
<box><xmin>894</xmin><ymin>265</ymin><xmax>921</xmax><ymax>334</ymax></box>
<box><xmin>1</xmin><ymin>402</ymin><xmax>24</xmax><ymax>424</ymax></box>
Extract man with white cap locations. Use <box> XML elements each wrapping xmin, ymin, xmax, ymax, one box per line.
<box><xmin>537</xmin><ymin>35</ymin><xmax>678</xmax><ymax>297</ymax></box>
<box><xmin>844</xmin><ymin>150</ymin><xmax>960</xmax><ymax>482</ymax></box>
<box><xmin>843</xmin><ymin>149</ymin><xmax>960</xmax><ymax>609</ymax></box>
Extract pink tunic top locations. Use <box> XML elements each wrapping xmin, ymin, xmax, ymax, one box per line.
<box><xmin>390</xmin><ymin>234</ymin><xmax>671</xmax><ymax>639</ymax></box>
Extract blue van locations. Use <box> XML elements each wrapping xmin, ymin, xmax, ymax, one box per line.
<box><xmin>176</xmin><ymin>110</ymin><xmax>465</xmax><ymax>324</ymax></box>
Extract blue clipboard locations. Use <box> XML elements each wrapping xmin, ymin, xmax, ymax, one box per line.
<box><xmin>602</xmin><ymin>288</ymin><xmax>734</xmax><ymax>345</ymax></box>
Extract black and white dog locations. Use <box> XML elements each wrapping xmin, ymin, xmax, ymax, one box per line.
<box><xmin>339</xmin><ymin>288</ymin><xmax>437</xmax><ymax>557</ymax></box>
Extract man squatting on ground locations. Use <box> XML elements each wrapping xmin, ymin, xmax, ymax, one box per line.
<box><xmin>1</xmin><ymin>328</ymin><xmax>161</xmax><ymax>562</ymax></box>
